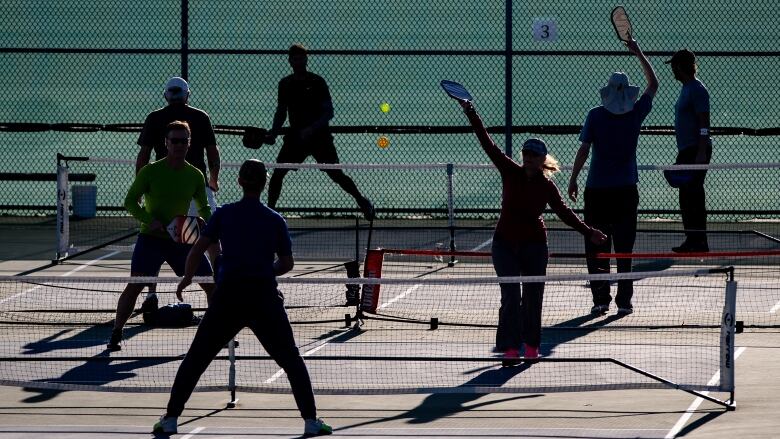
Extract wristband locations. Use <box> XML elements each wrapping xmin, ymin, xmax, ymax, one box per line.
<box><xmin>699</xmin><ymin>128</ymin><xmax>709</xmax><ymax>136</ymax></box>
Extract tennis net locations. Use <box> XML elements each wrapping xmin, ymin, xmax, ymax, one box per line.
<box><xmin>0</xmin><ymin>268</ymin><xmax>747</xmax><ymax>407</ymax></box>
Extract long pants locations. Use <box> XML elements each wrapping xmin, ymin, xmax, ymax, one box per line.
<box><xmin>584</xmin><ymin>185</ymin><xmax>639</xmax><ymax>308</ymax></box>
<box><xmin>676</xmin><ymin>144</ymin><xmax>712</xmax><ymax>245</ymax></box>
<box><xmin>166</xmin><ymin>279</ymin><xmax>316</xmax><ymax>420</ymax></box>
<box><xmin>491</xmin><ymin>238</ymin><xmax>548</xmax><ymax>350</ymax></box>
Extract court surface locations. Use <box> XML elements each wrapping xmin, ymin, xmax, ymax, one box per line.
<box><xmin>1</xmin><ymin>223</ymin><xmax>779</xmax><ymax>438</ymax></box>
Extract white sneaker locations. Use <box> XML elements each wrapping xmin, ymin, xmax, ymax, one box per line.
<box><xmin>152</xmin><ymin>415</ymin><xmax>177</xmax><ymax>434</ymax></box>
<box><xmin>304</xmin><ymin>418</ymin><xmax>333</xmax><ymax>436</ymax></box>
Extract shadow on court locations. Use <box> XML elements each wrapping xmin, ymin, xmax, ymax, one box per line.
<box><xmin>21</xmin><ymin>355</ymin><xmax>174</xmax><ymax>403</ymax></box>
<box><xmin>20</xmin><ymin>323</ymin><xmax>174</xmax><ymax>403</ymax></box>
<box><xmin>22</xmin><ymin>323</ymin><xmax>151</xmax><ymax>355</ymax></box>
<box><xmin>335</xmin><ymin>362</ymin><xmax>541</xmax><ymax>431</ymax></box>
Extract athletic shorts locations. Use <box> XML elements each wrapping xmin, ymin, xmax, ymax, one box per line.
<box><xmin>276</xmin><ymin>133</ymin><xmax>340</xmax><ymax>165</ymax></box>
<box><xmin>130</xmin><ymin>233</ymin><xmax>213</xmax><ymax>276</ymax></box>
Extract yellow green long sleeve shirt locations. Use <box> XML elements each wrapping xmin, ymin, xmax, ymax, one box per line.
<box><xmin>124</xmin><ymin>159</ymin><xmax>211</xmax><ymax>238</ymax></box>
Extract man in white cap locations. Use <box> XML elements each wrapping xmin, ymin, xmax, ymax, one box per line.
<box><xmin>568</xmin><ymin>38</ymin><xmax>658</xmax><ymax>316</ymax></box>
<box><xmin>136</xmin><ymin>77</ymin><xmax>221</xmax><ymax>311</ymax></box>
<box><xmin>665</xmin><ymin>48</ymin><xmax>712</xmax><ymax>253</ymax></box>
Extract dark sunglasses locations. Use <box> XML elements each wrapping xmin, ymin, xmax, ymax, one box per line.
<box><xmin>167</xmin><ymin>137</ymin><xmax>189</xmax><ymax>145</ymax></box>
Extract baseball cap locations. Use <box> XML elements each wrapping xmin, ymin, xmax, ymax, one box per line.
<box><xmin>664</xmin><ymin>49</ymin><xmax>696</xmax><ymax>65</ymax></box>
<box><xmin>239</xmin><ymin>159</ymin><xmax>268</xmax><ymax>189</ymax></box>
<box><xmin>522</xmin><ymin>138</ymin><xmax>548</xmax><ymax>156</ymax></box>
<box><xmin>164</xmin><ymin>77</ymin><xmax>190</xmax><ymax>100</ymax></box>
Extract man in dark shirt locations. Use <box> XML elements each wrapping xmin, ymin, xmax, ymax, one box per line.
<box><xmin>666</xmin><ymin>49</ymin><xmax>712</xmax><ymax>253</ymax></box>
<box><xmin>136</xmin><ymin>77</ymin><xmax>222</xmax><ymax>309</ymax></box>
<box><xmin>152</xmin><ymin>159</ymin><xmax>332</xmax><ymax>437</ymax></box>
<box><xmin>137</xmin><ymin>77</ymin><xmax>220</xmax><ymax>199</ymax></box>
<box><xmin>263</xmin><ymin>44</ymin><xmax>374</xmax><ymax>220</ymax></box>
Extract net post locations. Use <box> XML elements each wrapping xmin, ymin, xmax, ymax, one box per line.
<box><xmin>720</xmin><ymin>278</ymin><xmax>737</xmax><ymax>401</ymax></box>
<box><xmin>226</xmin><ymin>339</ymin><xmax>238</xmax><ymax>408</ymax></box>
<box><xmin>446</xmin><ymin>164</ymin><xmax>458</xmax><ymax>267</ymax></box>
<box><xmin>56</xmin><ymin>154</ymin><xmax>70</xmax><ymax>261</ymax></box>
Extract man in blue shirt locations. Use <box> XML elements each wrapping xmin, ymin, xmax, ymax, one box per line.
<box><xmin>152</xmin><ymin>160</ymin><xmax>332</xmax><ymax>437</ymax></box>
<box><xmin>666</xmin><ymin>49</ymin><xmax>712</xmax><ymax>253</ymax></box>
<box><xmin>568</xmin><ymin>38</ymin><xmax>658</xmax><ymax>316</ymax></box>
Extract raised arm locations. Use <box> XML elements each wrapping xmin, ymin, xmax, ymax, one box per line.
<box><xmin>625</xmin><ymin>39</ymin><xmax>658</xmax><ymax>98</ymax></box>
<box><xmin>459</xmin><ymin>101</ymin><xmax>516</xmax><ymax>173</ymax></box>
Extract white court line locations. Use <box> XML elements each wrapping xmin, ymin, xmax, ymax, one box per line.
<box><xmin>264</xmin><ymin>329</ymin><xmax>352</xmax><ymax>384</ymax></box>
<box><xmin>180</xmin><ymin>426</ymin><xmax>206</xmax><ymax>438</ymax></box>
<box><xmin>665</xmin><ymin>346</ymin><xmax>746</xmax><ymax>439</ymax></box>
<box><xmin>378</xmin><ymin>240</ymin><xmax>489</xmax><ymax>309</ymax></box>
<box><xmin>470</xmin><ymin>238</ymin><xmax>493</xmax><ymax>252</ymax></box>
<box><xmin>0</xmin><ymin>251</ymin><xmax>120</xmax><ymax>305</ymax></box>
<box><xmin>378</xmin><ymin>285</ymin><xmax>419</xmax><ymax>310</ymax></box>
<box><xmin>769</xmin><ymin>300</ymin><xmax>780</xmax><ymax>314</ymax></box>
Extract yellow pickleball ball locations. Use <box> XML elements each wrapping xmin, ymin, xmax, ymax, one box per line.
<box><xmin>379</xmin><ymin>102</ymin><xmax>391</xmax><ymax>113</ymax></box>
<box><xmin>377</xmin><ymin>136</ymin><xmax>390</xmax><ymax>149</ymax></box>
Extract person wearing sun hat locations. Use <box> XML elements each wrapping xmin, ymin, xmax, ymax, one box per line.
<box><xmin>665</xmin><ymin>48</ymin><xmax>712</xmax><ymax>253</ymax></box>
<box><xmin>568</xmin><ymin>38</ymin><xmax>658</xmax><ymax>317</ymax></box>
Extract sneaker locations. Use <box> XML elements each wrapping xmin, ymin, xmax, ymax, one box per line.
<box><xmin>357</xmin><ymin>197</ymin><xmax>375</xmax><ymax>221</ymax></box>
<box><xmin>106</xmin><ymin>328</ymin><xmax>122</xmax><ymax>351</ymax></box>
<box><xmin>523</xmin><ymin>343</ymin><xmax>539</xmax><ymax>360</ymax></box>
<box><xmin>304</xmin><ymin>418</ymin><xmax>333</xmax><ymax>437</ymax></box>
<box><xmin>141</xmin><ymin>293</ymin><xmax>158</xmax><ymax>313</ymax></box>
<box><xmin>152</xmin><ymin>415</ymin><xmax>177</xmax><ymax>434</ymax></box>
<box><xmin>591</xmin><ymin>304</ymin><xmax>609</xmax><ymax>315</ymax></box>
<box><xmin>617</xmin><ymin>307</ymin><xmax>634</xmax><ymax>316</ymax></box>
<box><xmin>501</xmin><ymin>347</ymin><xmax>521</xmax><ymax>367</ymax></box>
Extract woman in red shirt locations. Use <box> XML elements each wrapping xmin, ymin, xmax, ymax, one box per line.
<box><xmin>459</xmin><ymin>101</ymin><xmax>606</xmax><ymax>361</ymax></box>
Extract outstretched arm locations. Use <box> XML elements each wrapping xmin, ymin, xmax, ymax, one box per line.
<box><xmin>176</xmin><ymin>235</ymin><xmax>213</xmax><ymax>301</ymax></box>
<box><xmin>568</xmin><ymin>142</ymin><xmax>591</xmax><ymax>202</ymax></box>
<box><xmin>459</xmin><ymin>101</ymin><xmax>516</xmax><ymax>173</ymax></box>
<box><xmin>625</xmin><ymin>39</ymin><xmax>658</xmax><ymax>98</ymax></box>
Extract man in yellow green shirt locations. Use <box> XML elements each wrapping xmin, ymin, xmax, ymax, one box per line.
<box><xmin>107</xmin><ymin>120</ymin><xmax>215</xmax><ymax>351</ymax></box>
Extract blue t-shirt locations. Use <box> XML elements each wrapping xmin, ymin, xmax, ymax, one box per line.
<box><xmin>674</xmin><ymin>79</ymin><xmax>710</xmax><ymax>150</ymax></box>
<box><xmin>579</xmin><ymin>94</ymin><xmax>653</xmax><ymax>188</ymax></box>
<box><xmin>202</xmin><ymin>197</ymin><xmax>292</xmax><ymax>283</ymax></box>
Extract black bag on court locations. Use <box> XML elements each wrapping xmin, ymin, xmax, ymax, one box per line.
<box><xmin>143</xmin><ymin>303</ymin><xmax>199</xmax><ymax>327</ymax></box>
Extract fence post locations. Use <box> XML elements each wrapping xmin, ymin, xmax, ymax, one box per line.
<box><xmin>180</xmin><ymin>0</ymin><xmax>189</xmax><ymax>79</ymax></box>
<box><xmin>504</xmin><ymin>0</ymin><xmax>513</xmax><ymax>157</ymax></box>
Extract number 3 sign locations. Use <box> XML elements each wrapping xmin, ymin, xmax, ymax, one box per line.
<box><xmin>532</xmin><ymin>18</ymin><xmax>559</xmax><ymax>42</ymax></box>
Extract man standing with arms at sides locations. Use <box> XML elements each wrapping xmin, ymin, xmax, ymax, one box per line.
<box><xmin>263</xmin><ymin>44</ymin><xmax>374</xmax><ymax>220</ymax></box>
<box><xmin>153</xmin><ymin>159</ymin><xmax>332</xmax><ymax>437</ymax></box>
<box><xmin>568</xmin><ymin>38</ymin><xmax>658</xmax><ymax>316</ymax></box>
<box><xmin>666</xmin><ymin>49</ymin><xmax>712</xmax><ymax>253</ymax></box>
<box><xmin>136</xmin><ymin>77</ymin><xmax>221</xmax><ymax>310</ymax></box>
<box><xmin>108</xmin><ymin>121</ymin><xmax>215</xmax><ymax>351</ymax></box>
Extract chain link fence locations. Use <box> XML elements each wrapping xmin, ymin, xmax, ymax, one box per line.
<box><xmin>1</xmin><ymin>1</ymin><xmax>778</xmax><ymax>219</ymax></box>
